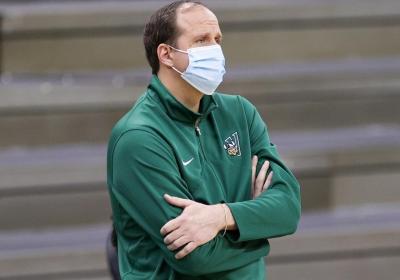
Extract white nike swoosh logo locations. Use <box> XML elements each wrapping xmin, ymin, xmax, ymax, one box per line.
<box><xmin>182</xmin><ymin>158</ymin><xmax>194</xmax><ymax>166</ymax></box>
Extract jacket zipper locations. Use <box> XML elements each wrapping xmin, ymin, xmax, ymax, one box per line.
<box><xmin>194</xmin><ymin>118</ymin><xmax>204</xmax><ymax>154</ymax></box>
<box><xmin>195</xmin><ymin>118</ymin><xmax>201</xmax><ymax>136</ymax></box>
<box><xmin>194</xmin><ymin>117</ymin><xmax>227</xmax><ymax>198</ymax></box>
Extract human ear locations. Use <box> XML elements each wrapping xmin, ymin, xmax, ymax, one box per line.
<box><xmin>157</xmin><ymin>43</ymin><xmax>174</xmax><ymax>68</ymax></box>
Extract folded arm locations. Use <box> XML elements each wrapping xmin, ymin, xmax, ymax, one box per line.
<box><xmin>161</xmin><ymin>156</ymin><xmax>273</xmax><ymax>258</ymax></box>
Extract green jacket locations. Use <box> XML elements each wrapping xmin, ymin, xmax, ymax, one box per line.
<box><xmin>107</xmin><ymin>75</ymin><xmax>301</xmax><ymax>279</ymax></box>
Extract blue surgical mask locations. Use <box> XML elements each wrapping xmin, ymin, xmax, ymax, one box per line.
<box><xmin>169</xmin><ymin>44</ymin><xmax>226</xmax><ymax>95</ymax></box>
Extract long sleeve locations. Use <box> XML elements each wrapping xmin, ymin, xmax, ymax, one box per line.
<box><xmin>110</xmin><ymin>129</ymin><xmax>269</xmax><ymax>276</ymax></box>
<box><xmin>226</xmin><ymin>97</ymin><xmax>301</xmax><ymax>242</ymax></box>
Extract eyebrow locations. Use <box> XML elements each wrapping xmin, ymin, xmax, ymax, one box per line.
<box><xmin>193</xmin><ymin>32</ymin><xmax>223</xmax><ymax>40</ymax></box>
<box><xmin>193</xmin><ymin>33</ymin><xmax>208</xmax><ymax>39</ymax></box>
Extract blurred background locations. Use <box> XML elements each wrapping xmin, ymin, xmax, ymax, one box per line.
<box><xmin>0</xmin><ymin>0</ymin><xmax>399</xmax><ymax>279</ymax></box>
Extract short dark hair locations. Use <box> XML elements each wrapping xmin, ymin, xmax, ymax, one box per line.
<box><xmin>143</xmin><ymin>1</ymin><xmax>206</xmax><ymax>75</ymax></box>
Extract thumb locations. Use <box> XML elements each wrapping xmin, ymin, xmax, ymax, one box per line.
<box><xmin>164</xmin><ymin>194</ymin><xmax>193</xmax><ymax>208</ymax></box>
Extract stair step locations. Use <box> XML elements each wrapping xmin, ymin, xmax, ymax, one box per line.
<box><xmin>1</xmin><ymin>0</ymin><xmax>400</xmax><ymax>73</ymax></box>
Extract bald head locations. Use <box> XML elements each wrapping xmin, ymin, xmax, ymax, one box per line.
<box><xmin>175</xmin><ymin>3</ymin><xmax>222</xmax><ymax>50</ymax></box>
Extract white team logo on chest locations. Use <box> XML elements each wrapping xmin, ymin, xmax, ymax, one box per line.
<box><xmin>223</xmin><ymin>132</ymin><xmax>241</xmax><ymax>156</ymax></box>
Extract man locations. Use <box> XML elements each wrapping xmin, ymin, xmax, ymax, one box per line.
<box><xmin>106</xmin><ymin>1</ymin><xmax>301</xmax><ymax>279</ymax></box>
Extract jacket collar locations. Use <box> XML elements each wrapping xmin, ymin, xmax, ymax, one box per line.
<box><xmin>148</xmin><ymin>75</ymin><xmax>218</xmax><ymax>123</ymax></box>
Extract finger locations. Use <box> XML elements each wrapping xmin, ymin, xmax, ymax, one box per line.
<box><xmin>255</xmin><ymin>161</ymin><xmax>270</xmax><ymax>197</ymax></box>
<box><xmin>164</xmin><ymin>194</ymin><xmax>193</xmax><ymax>208</ymax></box>
<box><xmin>167</xmin><ymin>235</ymin><xmax>190</xmax><ymax>251</ymax></box>
<box><xmin>256</xmin><ymin>160</ymin><xmax>270</xmax><ymax>186</ymax></box>
<box><xmin>251</xmin><ymin>155</ymin><xmax>257</xmax><ymax>197</ymax></box>
<box><xmin>160</xmin><ymin>217</ymin><xmax>181</xmax><ymax>236</ymax></box>
<box><xmin>251</xmin><ymin>155</ymin><xmax>257</xmax><ymax>186</ymax></box>
<box><xmin>175</xmin><ymin>242</ymin><xmax>197</xmax><ymax>259</ymax></box>
<box><xmin>263</xmin><ymin>171</ymin><xmax>274</xmax><ymax>191</ymax></box>
<box><xmin>163</xmin><ymin>227</ymin><xmax>184</xmax><ymax>245</ymax></box>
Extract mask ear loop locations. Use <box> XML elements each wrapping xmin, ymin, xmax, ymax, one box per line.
<box><xmin>167</xmin><ymin>44</ymin><xmax>188</xmax><ymax>75</ymax></box>
<box><xmin>171</xmin><ymin>66</ymin><xmax>184</xmax><ymax>75</ymax></box>
<box><xmin>168</xmin><ymin>45</ymin><xmax>188</xmax><ymax>54</ymax></box>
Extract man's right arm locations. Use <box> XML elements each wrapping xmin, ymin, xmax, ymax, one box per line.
<box><xmin>110</xmin><ymin>129</ymin><xmax>268</xmax><ymax>276</ymax></box>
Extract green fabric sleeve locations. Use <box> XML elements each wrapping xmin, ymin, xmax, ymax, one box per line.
<box><xmin>226</xmin><ymin>97</ymin><xmax>301</xmax><ymax>242</ymax></box>
<box><xmin>111</xmin><ymin>129</ymin><xmax>269</xmax><ymax>276</ymax></box>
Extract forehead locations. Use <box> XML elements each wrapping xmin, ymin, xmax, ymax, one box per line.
<box><xmin>176</xmin><ymin>4</ymin><xmax>221</xmax><ymax>37</ymax></box>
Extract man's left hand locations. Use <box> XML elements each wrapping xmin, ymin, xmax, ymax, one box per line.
<box><xmin>160</xmin><ymin>194</ymin><xmax>225</xmax><ymax>259</ymax></box>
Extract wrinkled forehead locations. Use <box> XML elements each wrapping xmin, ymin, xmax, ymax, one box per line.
<box><xmin>176</xmin><ymin>4</ymin><xmax>222</xmax><ymax>38</ymax></box>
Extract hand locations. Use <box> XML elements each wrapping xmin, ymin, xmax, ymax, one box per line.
<box><xmin>251</xmin><ymin>155</ymin><xmax>273</xmax><ymax>199</ymax></box>
<box><xmin>160</xmin><ymin>194</ymin><xmax>225</xmax><ymax>259</ymax></box>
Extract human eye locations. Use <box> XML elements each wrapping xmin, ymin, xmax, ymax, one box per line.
<box><xmin>195</xmin><ymin>38</ymin><xmax>207</xmax><ymax>44</ymax></box>
<box><xmin>193</xmin><ymin>35</ymin><xmax>209</xmax><ymax>46</ymax></box>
